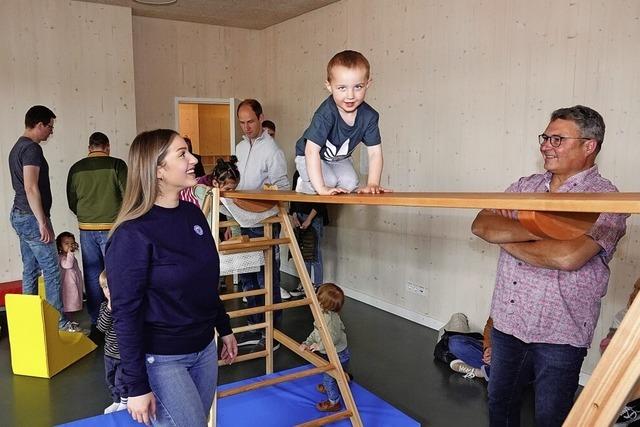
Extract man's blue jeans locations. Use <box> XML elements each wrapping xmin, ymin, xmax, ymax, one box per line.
<box><xmin>449</xmin><ymin>334</ymin><xmax>490</xmax><ymax>378</ymax></box>
<box><xmin>239</xmin><ymin>225</ymin><xmax>282</xmax><ymax>327</ymax></box>
<box><xmin>488</xmin><ymin>327</ymin><xmax>586</xmax><ymax>427</ymax></box>
<box><xmin>298</xmin><ymin>213</ymin><xmax>324</xmax><ymax>285</ymax></box>
<box><xmin>145</xmin><ymin>339</ymin><xmax>218</xmax><ymax>427</ymax></box>
<box><xmin>9</xmin><ymin>209</ymin><xmax>66</xmax><ymax>327</ymax></box>
<box><xmin>80</xmin><ymin>230</ymin><xmax>108</xmax><ymax>324</ymax></box>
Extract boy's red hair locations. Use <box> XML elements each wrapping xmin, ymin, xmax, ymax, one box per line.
<box><xmin>316</xmin><ymin>283</ymin><xmax>345</xmax><ymax>312</ymax></box>
<box><xmin>327</xmin><ymin>50</ymin><xmax>370</xmax><ymax>81</ymax></box>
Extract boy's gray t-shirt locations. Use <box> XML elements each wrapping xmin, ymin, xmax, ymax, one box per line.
<box><xmin>295</xmin><ymin>95</ymin><xmax>381</xmax><ymax>161</ymax></box>
<box><xmin>9</xmin><ymin>136</ymin><xmax>52</xmax><ymax>217</ymax></box>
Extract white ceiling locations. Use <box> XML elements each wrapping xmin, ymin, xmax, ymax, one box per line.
<box><xmin>76</xmin><ymin>0</ymin><xmax>340</xmax><ymax>30</ymax></box>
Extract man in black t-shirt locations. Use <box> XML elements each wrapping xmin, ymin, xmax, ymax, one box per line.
<box><xmin>8</xmin><ymin>105</ymin><xmax>78</xmax><ymax>331</ymax></box>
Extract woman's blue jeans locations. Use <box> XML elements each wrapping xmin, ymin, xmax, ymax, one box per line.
<box><xmin>145</xmin><ymin>339</ymin><xmax>218</xmax><ymax>427</ymax></box>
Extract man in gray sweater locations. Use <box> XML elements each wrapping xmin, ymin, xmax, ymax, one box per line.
<box><xmin>235</xmin><ymin>99</ymin><xmax>289</xmax><ymax>350</ymax></box>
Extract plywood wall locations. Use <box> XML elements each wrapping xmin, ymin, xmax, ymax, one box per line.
<box><xmin>262</xmin><ymin>0</ymin><xmax>640</xmax><ymax>375</ymax></box>
<box><xmin>0</xmin><ymin>0</ymin><xmax>136</xmax><ymax>282</ymax></box>
<box><xmin>132</xmin><ymin>16</ymin><xmax>266</xmax><ymax>134</ymax></box>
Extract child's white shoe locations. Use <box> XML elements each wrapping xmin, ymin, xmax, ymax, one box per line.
<box><xmin>104</xmin><ymin>402</ymin><xmax>120</xmax><ymax>414</ymax></box>
<box><xmin>116</xmin><ymin>402</ymin><xmax>128</xmax><ymax>411</ymax></box>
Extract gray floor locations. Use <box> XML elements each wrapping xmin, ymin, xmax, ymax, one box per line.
<box><xmin>0</xmin><ymin>273</ymin><xmax>536</xmax><ymax>426</ymax></box>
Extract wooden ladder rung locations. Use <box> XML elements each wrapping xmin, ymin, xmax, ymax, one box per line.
<box><xmin>219</xmin><ymin>216</ymin><xmax>281</xmax><ymax>228</ymax></box>
<box><xmin>231</xmin><ymin>322</ymin><xmax>267</xmax><ymax>334</ymax></box>
<box><xmin>218</xmin><ymin>365</ymin><xmax>334</xmax><ymax>398</ymax></box>
<box><xmin>220</xmin><ymin>288</ymin><xmax>267</xmax><ymax>301</ymax></box>
<box><xmin>227</xmin><ymin>298</ymin><xmax>311</xmax><ymax>319</ymax></box>
<box><xmin>295</xmin><ymin>410</ymin><xmax>353</xmax><ymax>427</ymax></box>
<box><xmin>218</xmin><ymin>349</ymin><xmax>267</xmax><ymax>366</ymax></box>
<box><xmin>219</xmin><ymin>237</ymin><xmax>290</xmax><ymax>253</ymax></box>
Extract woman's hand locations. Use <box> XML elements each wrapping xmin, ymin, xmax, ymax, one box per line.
<box><xmin>220</xmin><ymin>334</ymin><xmax>238</xmax><ymax>364</ymax></box>
<box><xmin>127</xmin><ymin>392</ymin><xmax>156</xmax><ymax>425</ymax></box>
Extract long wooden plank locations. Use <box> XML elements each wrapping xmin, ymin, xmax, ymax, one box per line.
<box><xmin>222</xmin><ymin>190</ymin><xmax>640</xmax><ymax>213</ymax></box>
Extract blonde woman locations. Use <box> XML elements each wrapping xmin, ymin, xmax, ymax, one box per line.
<box><xmin>105</xmin><ymin>129</ymin><xmax>237</xmax><ymax>426</ymax></box>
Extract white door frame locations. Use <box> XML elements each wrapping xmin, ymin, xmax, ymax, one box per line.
<box><xmin>174</xmin><ymin>97</ymin><xmax>239</xmax><ymax>155</ymax></box>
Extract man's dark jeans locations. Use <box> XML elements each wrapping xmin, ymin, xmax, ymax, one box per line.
<box><xmin>239</xmin><ymin>225</ymin><xmax>282</xmax><ymax>328</ymax></box>
<box><xmin>488</xmin><ymin>327</ymin><xmax>586</xmax><ymax>427</ymax></box>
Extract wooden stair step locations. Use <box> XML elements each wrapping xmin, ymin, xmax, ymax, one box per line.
<box><xmin>218</xmin><ymin>365</ymin><xmax>333</xmax><ymax>398</ymax></box>
<box><xmin>295</xmin><ymin>410</ymin><xmax>353</xmax><ymax>426</ymax></box>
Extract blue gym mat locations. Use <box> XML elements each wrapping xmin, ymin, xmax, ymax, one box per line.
<box><xmin>58</xmin><ymin>365</ymin><xmax>419</xmax><ymax>426</ymax></box>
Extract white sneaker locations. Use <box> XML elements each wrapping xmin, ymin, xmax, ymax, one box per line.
<box><xmin>288</xmin><ymin>284</ymin><xmax>306</xmax><ymax>297</ymax></box>
<box><xmin>449</xmin><ymin>359</ymin><xmax>480</xmax><ymax>379</ymax></box>
<box><xmin>615</xmin><ymin>404</ymin><xmax>640</xmax><ymax>426</ymax></box>
<box><xmin>60</xmin><ymin>321</ymin><xmax>90</xmax><ymax>335</ymax></box>
<box><xmin>116</xmin><ymin>402</ymin><xmax>127</xmax><ymax>412</ymax></box>
<box><xmin>104</xmin><ymin>402</ymin><xmax>120</xmax><ymax>414</ymax></box>
<box><xmin>280</xmin><ymin>287</ymin><xmax>291</xmax><ymax>300</ymax></box>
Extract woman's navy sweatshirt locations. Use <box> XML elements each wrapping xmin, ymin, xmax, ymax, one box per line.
<box><xmin>105</xmin><ymin>201</ymin><xmax>231</xmax><ymax>397</ymax></box>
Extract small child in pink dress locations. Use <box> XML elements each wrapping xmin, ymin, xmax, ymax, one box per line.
<box><xmin>56</xmin><ymin>232</ymin><xmax>84</xmax><ymax>315</ymax></box>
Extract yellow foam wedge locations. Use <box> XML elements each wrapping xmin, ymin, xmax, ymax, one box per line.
<box><xmin>5</xmin><ymin>294</ymin><xmax>96</xmax><ymax>378</ymax></box>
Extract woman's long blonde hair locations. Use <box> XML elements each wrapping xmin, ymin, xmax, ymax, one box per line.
<box><xmin>110</xmin><ymin>129</ymin><xmax>178</xmax><ymax>236</ymax></box>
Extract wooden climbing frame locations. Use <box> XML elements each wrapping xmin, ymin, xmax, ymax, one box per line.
<box><xmin>208</xmin><ymin>188</ymin><xmax>362</xmax><ymax>426</ymax></box>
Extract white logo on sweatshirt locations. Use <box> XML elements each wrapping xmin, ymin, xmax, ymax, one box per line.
<box><xmin>323</xmin><ymin>139</ymin><xmax>350</xmax><ymax>161</ymax></box>
<box><xmin>193</xmin><ymin>225</ymin><xmax>203</xmax><ymax>236</ymax></box>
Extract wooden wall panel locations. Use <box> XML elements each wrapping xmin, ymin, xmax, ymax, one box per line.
<box><xmin>0</xmin><ymin>0</ymin><xmax>136</xmax><ymax>282</ymax></box>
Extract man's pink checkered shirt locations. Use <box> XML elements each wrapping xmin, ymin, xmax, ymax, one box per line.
<box><xmin>490</xmin><ymin>165</ymin><xmax>628</xmax><ymax>348</ymax></box>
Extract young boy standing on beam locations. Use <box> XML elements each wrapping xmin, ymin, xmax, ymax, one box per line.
<box><xmin>295</xmin><ymin>50</ymin><xmax>390</xmax><ymax>195</ymax></box>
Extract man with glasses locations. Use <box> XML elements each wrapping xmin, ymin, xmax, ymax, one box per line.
<box><xmin>8</xmin><ymin>105</ymin><xmax>82</xmax><ymax>332</ymax></box>
<box><xmin>471</xmin><ymin>105</ymin><xmax>628</xmax><ymax>426</ymax></box>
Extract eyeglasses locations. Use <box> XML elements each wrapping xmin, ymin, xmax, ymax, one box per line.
<box><xmin>45</xmin><ymin>123</ymin><xmax>54</xmax><ymax>130</ymax></box>
<box><xmin>538</xmin><ymin>134</ymin><xmax>590</xmax><ymax>148</ymax></box>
